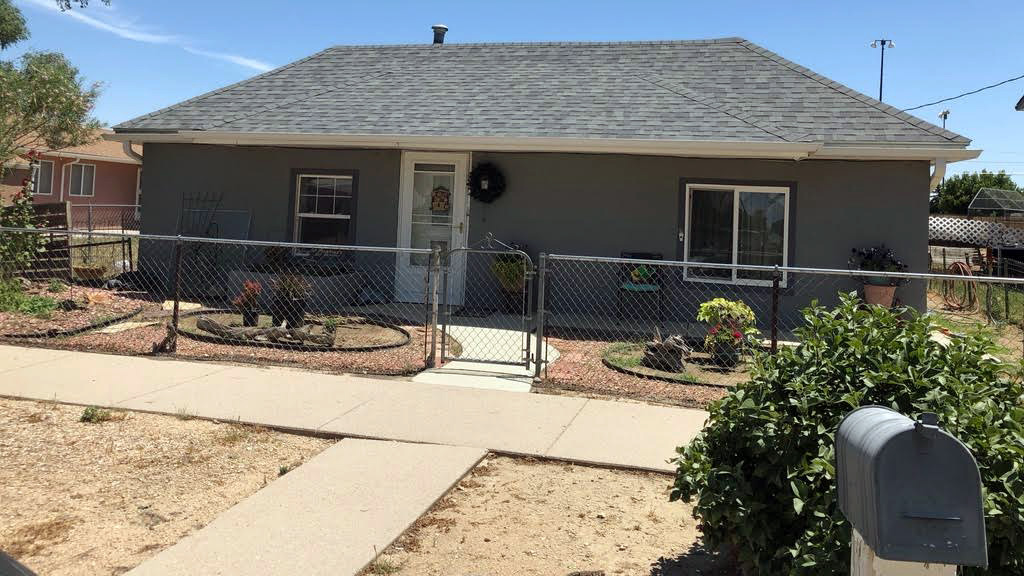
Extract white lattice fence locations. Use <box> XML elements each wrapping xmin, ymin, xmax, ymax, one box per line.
<box><xmin>929</xmin><ymin>216</ymin><xmax>1024</xmax><ymax>247</ymax></box>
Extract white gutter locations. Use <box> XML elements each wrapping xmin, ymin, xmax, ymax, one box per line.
<box><xmin>42</xmin><ymin>150</ymin><xmax>141</xmax><ymax>165</ymax></box>
<box><xmin>104</xmin><ymin>130</ymin><xmax>981</xmax><ymax>163</ymax></box>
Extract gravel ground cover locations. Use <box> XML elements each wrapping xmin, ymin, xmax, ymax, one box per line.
<box><xmin>0</xmin><ymin>281</ymin><xmax>144</xmax><ymax>337</ymax></box>
<box><xmin>538</xmin><ymin>338</ymin><xmax>730</xmax><ymax>409</ymax></box>
<box><xmin>0</xmin><ymin>397</ymin><xmax>331</xmax><ymax>576</ymax></box>
<box><xmin>52</xmin><ymin>322</ymin><xmax>431</xmax><ymax>376</ymax></box>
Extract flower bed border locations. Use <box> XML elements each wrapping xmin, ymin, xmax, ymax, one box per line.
<box><xmin>600</xmin><ymin>345</ymin><xmax>739</xmax><ymax>389</ymax></box>
<box><xmin>176</xmin><ymin>311</ymin><xmax>413</xmax><ymax>352</ymax></box>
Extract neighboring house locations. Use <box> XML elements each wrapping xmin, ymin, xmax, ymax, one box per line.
<box><xmin>110</xmin><ymin>33</ymin><xmax>978</xmax><ymax>312</ymax></box>
<box><xmin>1</xmin><ymin>130</ymin><xmax>142</xmax><ymax>208</ymax></box>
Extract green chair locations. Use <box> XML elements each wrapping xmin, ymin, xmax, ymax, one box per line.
<box><xmin>618</xmin><ymin>252</ymin><xmax>663</xmax><ymax>321</ymax></box>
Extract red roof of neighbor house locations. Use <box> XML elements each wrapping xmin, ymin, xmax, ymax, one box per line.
<box><xmin>32</xmin><ymin>130</ymin><xmax>141</xmax><ymax>164</ymax></box>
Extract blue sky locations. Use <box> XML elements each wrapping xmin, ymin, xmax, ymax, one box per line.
<box><xmin>8</xmin><ymin>0</ymin><xmax>1023</xmax><ymax>178</ymax></box>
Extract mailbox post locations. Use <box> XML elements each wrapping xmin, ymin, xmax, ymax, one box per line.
<box><xmin>836</xmin><ymin>406</ymin><xmax>987</xmax><ymax>575</ymax></box>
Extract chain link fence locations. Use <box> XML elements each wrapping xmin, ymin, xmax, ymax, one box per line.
<box><xmin>533</xmin><ymin>253</ymin><xmax>1024</xmax><ymax>407</ymax></box>
<box><xmin>0</xmin><ymin>227</ymin><xmax>436</xmax><ymax>376</ymax></box>
<box><xmin>4</xmin><ymin>224</ymin><xmax>1024</xmax><ymax>407</ymax></box>
<box><xmin>69</xmin><ymin>204</ymin><xmax>141</xmax><ymax>232</ymax></box>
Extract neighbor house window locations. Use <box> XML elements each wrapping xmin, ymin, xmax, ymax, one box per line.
<box><xmin>684</xmin><ymin>183</ymin><xmax>789</xmax><ymax>285</ymax></box>
<box><xmin>69</xmin><ymin>164</ymin><xmax>95</xmax><ymax>197</ymax></box>
<box><xmin>295</xmin><ymin>174</ymin><xmax>354</xmax><ymax>245</ymax></box>
<box><xmin>34</xmin><ymin>160</ymin><xmax>53</xmax><ymax>195</ymax></box>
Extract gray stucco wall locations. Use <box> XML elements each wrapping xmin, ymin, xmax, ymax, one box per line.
<box><xmin>142</xmin><ymin>144</ymin><xmax>400</xmax><ymax>246</ymax></box>
<box><xmin>139</xmin><ymin>144</ymin><xmax>930</xmax><ymax>319</ymax></box>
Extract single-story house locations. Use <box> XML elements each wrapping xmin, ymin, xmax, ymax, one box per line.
<box><xmin>109</xmin><ymin>32</ymin><xmax>978</xmax><ymax>318</ymax></box>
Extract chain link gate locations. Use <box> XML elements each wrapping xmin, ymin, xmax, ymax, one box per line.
<box><xmin>439</xmin><ymin>235</ymin><xmax>534</xmax><ymax>368</ymax></box>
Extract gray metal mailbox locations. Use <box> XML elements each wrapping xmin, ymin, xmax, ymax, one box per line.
<box><xmin>836</xmin><ymin>406</ymin><xmax>987</xmax><ymax>567</ymax></box>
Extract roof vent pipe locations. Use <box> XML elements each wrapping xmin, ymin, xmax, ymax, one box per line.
<box><xmin>431</xmin><ymin>24</ymin><xmax>448</xmax><ymax>44</ymax></box>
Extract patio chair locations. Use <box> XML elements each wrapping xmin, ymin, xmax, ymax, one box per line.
<box><xmin>617</xmin><ymin>251</ymin><xmax>663</xmax><ymax>323</ymax></box>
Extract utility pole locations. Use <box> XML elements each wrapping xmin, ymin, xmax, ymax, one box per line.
<box><xmin>870</xmin><ymin>39</ymin><xmax>894</xmax><ymax>101</ymax></box>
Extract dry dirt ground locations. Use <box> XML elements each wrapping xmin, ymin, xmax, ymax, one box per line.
<box><xmin>0</xmin><ymin>397</ymin><xmax>332</xmax><ymax>576</ymax></box>
<box><xmin>366</xmin><ymin>455</ymin><xmax>721</xmax><ymax>576</ymax></box>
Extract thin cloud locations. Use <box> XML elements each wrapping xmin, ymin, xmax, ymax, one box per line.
<box><xmin>19</xmin><ymin>0</ymin><xmax>272</xmax><ymax>72</ymax></box>
<box><xmin>184</xmin><ymin>47</ymin><xmax>273</xmax><ymax>73</ymax></box>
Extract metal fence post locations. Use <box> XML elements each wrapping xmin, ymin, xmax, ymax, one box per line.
<box><xmin>533</xmin><ymin>253</ymin><xmax>547</xmax><ymax>380</ymax></box>
<box><xmin>169</xmin><ymin>235</ymin><xmax>183</xmax><ymax>353</ymax></box>
<box><xmin>428</xmin><ymin>248</ymin><xmax>441</xmax><ymax>368</ymax></box>
<box><xmin>770</xmin><ymin>265</ymin><xmax>780</xmax><ymax>354</ymax></box>
<box><xmin>439</xmin><ymin>252</ymin><xmax>450</xmax><ymax>364</ymax></box>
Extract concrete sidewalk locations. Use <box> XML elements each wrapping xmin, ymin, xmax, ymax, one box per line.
<box><xmin>0</xmin><ymin>345</ymin><xmax>707</xmax><ymax>472</ymax></box>
<box><xmin>126</xmin><ymin>439</ymin><xmax>485</xmax><ymax>576</ymax></box>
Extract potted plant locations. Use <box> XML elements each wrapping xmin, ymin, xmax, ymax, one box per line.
<box><xmin>272</xmin><ymin>273</ymin><xmax>310</xmax><ymax>328</ymax></box>
<box><xmin>696</xmin><ymin>298</ymin><xmax>758</xmax><ymax>367</ymax></box>
<box><xmin>231</xmin><ymin>280</ymin><xmax>263</xmax><ymax>327</ymax></box>
<box><xmin>849</xmin><ymin>245</ymin><xmax>908</xmax><ymax>308</ymax></box>
<box><xmin>491</xmin><ymin>245</ymin><xmax>527</xmax><ymax>310</ymax></box>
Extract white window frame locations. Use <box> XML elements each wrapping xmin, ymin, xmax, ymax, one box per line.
<box><xmin>292</xmin><ymin>173</ymin><xmax>355</xmax><ymax>245</ymax></box>
<box><xmin>34</xmin><ymin>159</ymin><xmax>54</xmax><ymax>196</ymax></box>
<box><xmin>683</xmin><ymin>183</ymin><xmax>789</xmax><ymax>287</ymax></box>
<box><xmin>69</xmin><ymin>163</ymin><xmax>96</xmax><ymax>197</ymax></box>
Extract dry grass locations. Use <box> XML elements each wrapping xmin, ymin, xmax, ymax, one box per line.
<box><xmin>0</xmin><ymin>397</ymin><xmax>332</xmax><ymax>576</ymax></box>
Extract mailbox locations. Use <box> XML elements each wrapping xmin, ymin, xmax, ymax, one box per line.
<box><xmin>836</xmin><ymin>406</ymin><xmax>987</xmax><ymax>567</ymax></box>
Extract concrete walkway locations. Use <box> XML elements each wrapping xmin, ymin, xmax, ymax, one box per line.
<box><xmin>412</xmin><ymin>327</ymin><xmax>560</xmax><ymax>393</ymax></box>
<box><xmin>1</xmin><ymin>344</ymin><xmax>708</xmax><ymax>575</ymax></box>
<box><xmin>0</xmin><ymin>344</ymin><xmax>706</xmax><ymax>472</ymax></box>
<box><xmin>126</xmin><ymin>439</ymin><xmax>485</xmax><ymax>576</ymax></box>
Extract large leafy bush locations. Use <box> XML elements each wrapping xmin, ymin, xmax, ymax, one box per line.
<box><xmin>672</xmin><ymin>293</ymin><xmax>1024</xmax><ymax>575</ymax></box>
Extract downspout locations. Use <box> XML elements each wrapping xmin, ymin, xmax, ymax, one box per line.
<box><xmin>930</xmin><ymin>158</ymin><xmax>947</xmax><ymax>190</ymax></box>
<box><xmin>59</xmin><ymin>157</ymin><xmax>82</xmax><ymax>203</ymax></box>
<box><xmin>122</xmin><ymin>141</ymin><xmax>143</xmax><ymax>163</ymax></box>
<box><xmin>123</xmin><ymin>141</ymin><xmax>143</xmax><ymax>216</ymax></box>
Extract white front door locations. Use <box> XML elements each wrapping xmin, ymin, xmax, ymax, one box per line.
<box><xmin>396</xmin><ymin>151</ymin><xmax>469</xmax><ymax>304</ymax></box>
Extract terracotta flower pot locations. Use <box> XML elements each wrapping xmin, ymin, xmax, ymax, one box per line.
<box><xmin>863</xmin><ymin>284</ymin><xmax>896</xmax><ymax>307</ymax></box>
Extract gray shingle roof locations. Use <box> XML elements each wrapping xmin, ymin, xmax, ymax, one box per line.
<box><xmin>114</xmin><ymin>37</ymin><xmax>969</xmax><ymax>146</ymax></box>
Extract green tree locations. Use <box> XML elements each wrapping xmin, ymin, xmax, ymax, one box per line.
<box><xmin>0</xmin><ymin>0</ymin><xmax>104</xmax><ymax>179</ymax></box>
<box><xmin>930</xmin><ymin>170</ymin><xmax>1020</xmax><ymax>215</ymax></box>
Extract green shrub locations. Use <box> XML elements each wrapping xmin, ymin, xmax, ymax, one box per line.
<box><xmin>47</xmin><ymin>279</ymin><xmax>67</xmax><ymax>293</ymax></box>
<box><xmin>672</xmin><ymin>293</ymin><xmax>1024</xmax><ymax>575</ymax></box>
<box><xmin>80</xmin><ymin>406</ymin><xmax>112</xmax><ymax>423</ymax></box>
<box><xmin>0</xmin><ymin>280</ymin><xmax>57</xmax><ymax>318</ymax></box>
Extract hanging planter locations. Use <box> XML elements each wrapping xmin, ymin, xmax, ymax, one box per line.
<box><xmin>467</xmin><ymin>163</ymin><xmax>506</xmax><ymax>203</ymax></box>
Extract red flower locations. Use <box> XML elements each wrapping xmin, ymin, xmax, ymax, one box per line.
<box><xmin>732</xmin><ymin>331</ymin><xmax>742</xmax><ymax>340</ymax></box>
<box><xmin>709</xmin><ymin>324</ymin><xmax>720</xmax><ymax>335</ymax></box>
<box><xmin>21</xmin><ymin>178</ymin><xmax>29</xmax><ymax>187</ymax></box>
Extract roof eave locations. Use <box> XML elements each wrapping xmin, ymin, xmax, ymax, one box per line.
<box><xmin>105</xmin><ymin>131</ymin><xmax>979</xmax><ymax>162</ymax></box>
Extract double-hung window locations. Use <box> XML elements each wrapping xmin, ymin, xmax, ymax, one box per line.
<box><xmin>295</xmin><ymin>174</ymin><xmax>354</xmax><ymax>245</ymax></box>
<box><xmin>683</xmin><ymin>183</ymin><xmax>789</xmax><ymax>285</ymax></box>
<box><xmin>35</xmin><ymin>160</ymin><xmax>54</xmax><ymax>195</ymax></box>
<box><xmin>69</xmin><ymin>164</ymin><xmax>95</xmax><ymax>197</ymax></box>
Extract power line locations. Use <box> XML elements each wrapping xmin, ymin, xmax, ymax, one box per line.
<box><xmin>902</xmin><ymin>73</ymin><xmax>1024</xmax><ymax>111</ymax></box>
